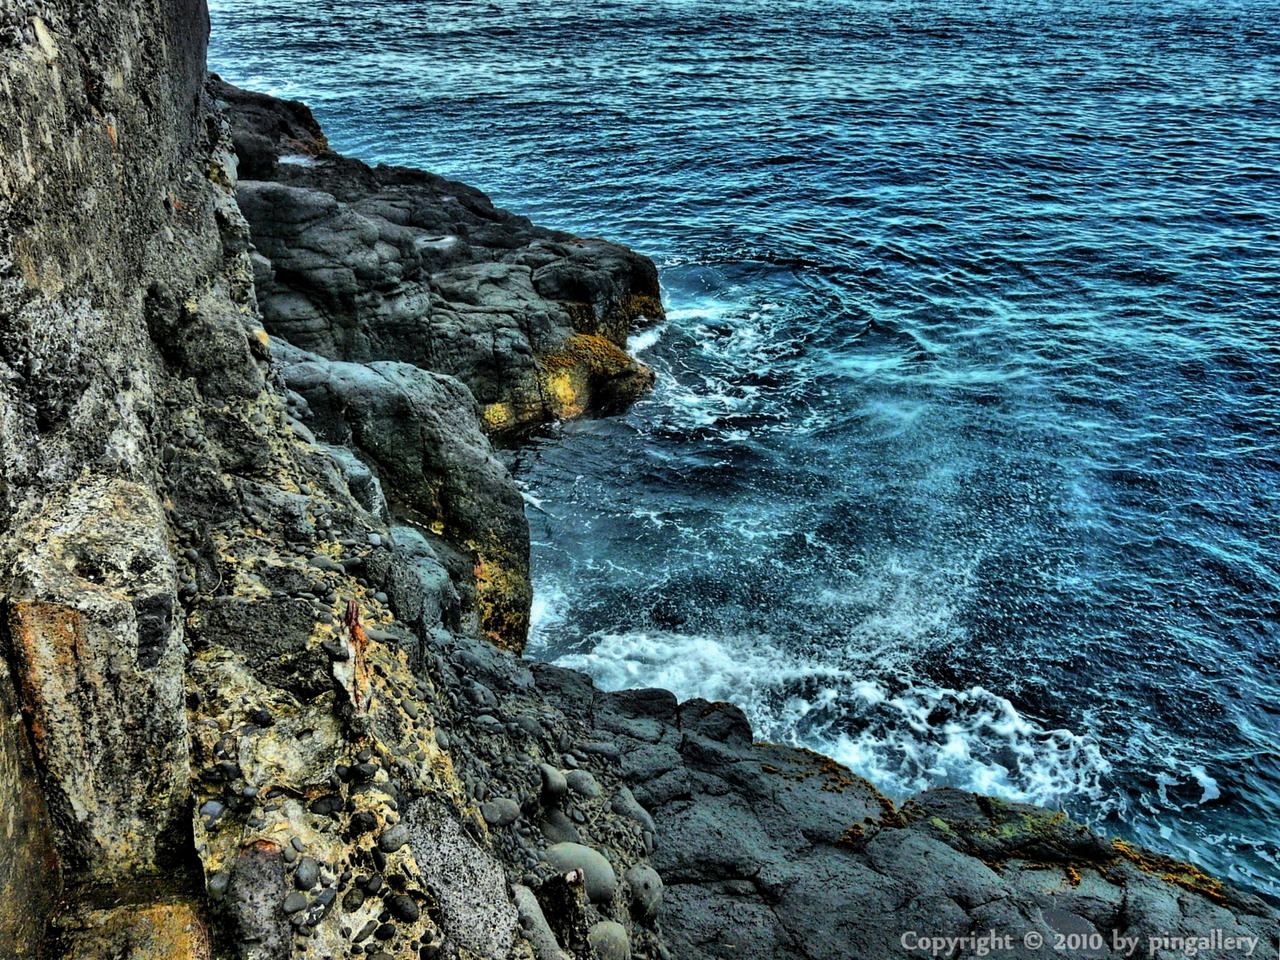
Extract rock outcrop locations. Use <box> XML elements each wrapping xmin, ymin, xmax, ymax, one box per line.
<box><xmin>0</xmin><ymin>3</ymin><xmax>1275</xmax><ymax>960</ymax></box>
<box><xmin>215</xmin><ymin>78</ymin><xmax>661</xmax><ymax>438</ymax></box>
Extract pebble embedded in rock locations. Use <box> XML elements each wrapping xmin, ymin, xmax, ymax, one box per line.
<box><xmin>565</xmin><ymin>770</ymin><xmax>601</xmax><ymax>799</ymax></box>
<box><xmin>282</xmin><ymin>891</ymin><xmax>309</xmax><ymax>914</ymax></box>
<box><xmin>386</xmin><ymin>893</ymin><xmax>420</xmax><ymax>922</ymax></box>
<box><xmin>539</xmin><ymin>764</ymin><xmax>567</xmax><ymax>803</ymax></box>
<box><xmin>198</xmin><ymin>799</ymin><xmax>225</xmax><ymax>824</ymax></box>
<box><xmin>310</xmin><ymin>793</ymin><xmax>343</xmax><ymax>815</ymax></box>
<box><xmin>588</xmin><ymin>920</ymin><xmax>631</xmax><ymax>960</ymax></box>
<box><xmin>322</xmin><ymin>638</ymin><xmax>350</xmax><ymax>661</ymax></box>
<box><xmin>625</xmin><ymin>864</ymin><xmax>663</xmax><ymax>919</ymax></box>
<box><xmin>544</xmin><ymin>842</ymin><xmax>617</xmax><ymax>904</ymax></box>
<box><xmin>379</xmin><ymin>823</ymin><xmax>410</xmax><ymax>853</ymax></box>
<box><xmin>295</xmin><ymin>856</ymin><xmax>319</xmax><ymax>889</ymax></box>
<box><xmin>481</xmin><ymin>797</ymin><xmax>520</xmax><ymax>827</ymax></box>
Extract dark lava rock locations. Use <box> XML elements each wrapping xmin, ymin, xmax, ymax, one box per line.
<box><xmin>386</xmin><ymin>894</ymin><xmax>420</xmax><ymax>923</ymax></box>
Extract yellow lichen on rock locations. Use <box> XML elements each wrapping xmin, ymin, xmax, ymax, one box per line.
<box><xmin>471</xmin><ymin>552</ymin><xmax>533</xmax><ymax>652</ymax></box>
<box><xmin>54</xmin><ymin>900</ymin><xmax>212</xmax><ymax>960</ymax></box>
<box><xmin>1111</xmin><ymin>838</ymin><xmax>1229</xmax><ymax>904</ymax></box>
<box><xmin>533</xmin><ymin>333</ymin><xmax>654</xmax><ymax>423</ymax></box>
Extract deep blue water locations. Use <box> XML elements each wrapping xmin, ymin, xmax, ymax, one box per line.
<box><xmin>210</xmin><ymin>0</ymin><xmax>1280</xmax><ymax>899</ymax></box>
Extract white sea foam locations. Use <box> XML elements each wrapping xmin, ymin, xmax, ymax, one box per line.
<box><xmin>628</xmin><ymin>325</ymin><xmax>666</xmax><ymax>354</ymax></box>
<box><xmin>529</xmin><ymin>578</ymin><xmax>569</xmax><ymax>634</ymax></box>
<box><xmin>546</xmin><ymin>623</ymin><xmax>1111</xmax><ymax>811</ymax></box>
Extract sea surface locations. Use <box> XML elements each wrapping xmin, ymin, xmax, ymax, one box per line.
<box><xmin>209</xmin><ymin>0</ymin><xmax>1280</xmax><ymax>900</ymax></box>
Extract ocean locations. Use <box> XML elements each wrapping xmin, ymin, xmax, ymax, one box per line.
<box><xmin>209</xmin><ymin>0</ymin><xmax>1280</xmax><ymax>900</ymax></box>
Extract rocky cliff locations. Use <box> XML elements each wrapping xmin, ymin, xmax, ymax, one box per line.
<box><xmin>0</xmin><ymin>3</ymin><xmax>1275</xmax><ymax>960</ymax></box>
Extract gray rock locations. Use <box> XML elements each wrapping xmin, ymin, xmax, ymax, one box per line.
<box><xmin>275</xmin><ymin>345</ymin><xmax>531</xmax><ymax>649</ymax></box>
<box><xmin>233</xmin><ymin>144</ymin><xmax>661</xmax><ymax>439</ymax></box>
<box><xmin>294</xmin><ymin>856</ymin><xmax>319</xmax><ymax>890</ymax></box>
<box><xmin>378</xmin><ymin>823</ymin><xmax>410</xmax><ymax>853</ymax></box>
<box><xmin>565</xmin><ymin>770</ymin><xmax>601</xmax><ymax>799</ymax></box>
<box><xmin>624</xmin><ymin>864</ymin><xmax>663</xmax><ymax>920</ymax></box>
<box><xmin>481</xmin><ymin>797</ymin><xmax>521</xmax><ymax>827</ymax></box>
<box><xmin>539</xmin><ymin>763</ymin><xmax>568</xmax><ymax>804</ymax></box>
<box><xmin>403</xmin><ymin>797</ymin><xmax>519</xmax><ymax>957</ymax></box>
<box><xmin>511</xmin><ymin>883</ymin><xmax>572</xmax><ymax>960</ymax></box>
<box><xmin>610</xmin><ymin>787</ymin><xmax>656</xmax><ymax>833</ymax></box>
<box><xmin>544</xmin><ymin>843</ymin><xmax>617</xmax><ymax>905</ymax></box>
<box><xmin>587</xmin><ymin>920</ymin><xmax>631</xmax><ymax>960</ymax></box>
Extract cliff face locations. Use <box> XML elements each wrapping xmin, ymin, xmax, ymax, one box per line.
<box><xmin>0</xmin><ymin>4</ymin><xmax>1275</xmax><ymax>960</ymax></box>
<box><xmin>1</xmin><ymin>0</ymin><xmax>221</xmax><ymax>953</ymax></box>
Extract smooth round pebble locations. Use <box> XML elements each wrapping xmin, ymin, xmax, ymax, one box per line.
<box><xmin>386</xmin><ymin>893</ymin><xmax>421</xmax><ymax>922</ymax></box>
<box><xmin>625</xmin><ymin>864</ymin><xmax>663</xmax><ymax>918</ymax></box>
<box><xmin>588</xmin><ymin>920</ymin><xmax>631</xmax><ymax>960</ymax></box>
<box><xmin>481</xmin><ymin>797</ymin><xmax>521</xmax><ymax>827</ymax></box>
<box><xmin>544</xmin><ymin>842</ymin><xmax>616</xmax><ymax>904</ymax></box>
<box><xmin>565</xmin><ymin>770</ymin><xmax>601</xmax><ymax>799</ymax></box>
<box><xmin>379</xmin><ymin>823</ymin><xmax>410</xmax><ymax>853</ymax></box>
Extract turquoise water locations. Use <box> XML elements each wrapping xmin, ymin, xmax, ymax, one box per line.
<box><xmin>210</xmin><ymin>0</ymin><xmax>1280</xmax><ymax>899</ymax></box>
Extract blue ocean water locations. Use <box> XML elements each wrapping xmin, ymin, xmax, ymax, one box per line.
<box><xmin>209</xmin><ymin>0</ymin><xmax>1280</xmax><ymax>899</ymax></box>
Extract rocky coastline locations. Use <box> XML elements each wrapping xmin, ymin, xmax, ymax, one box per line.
<box><xmin>0</xmin><ymin>3</ymin><xmax>1274</xmax><ymax>959</ymax></box>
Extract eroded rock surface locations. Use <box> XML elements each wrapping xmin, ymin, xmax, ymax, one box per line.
<box><xmin>0</xmin><ymin>3</ymin><xmax>1275</xmax><ymax>960</ymax></box>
